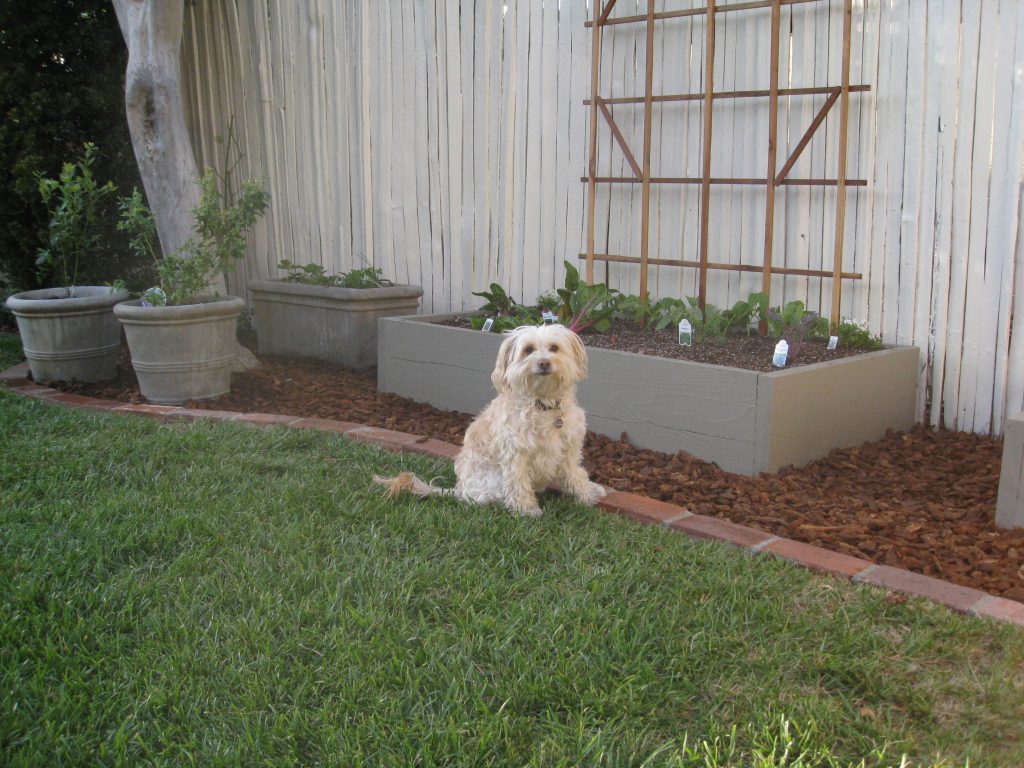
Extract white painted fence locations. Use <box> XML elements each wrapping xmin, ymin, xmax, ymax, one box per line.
<box><xmin>181</xmin><ymin>0</ymin><xmax>1024</xmax><ymax>436</ymax></box>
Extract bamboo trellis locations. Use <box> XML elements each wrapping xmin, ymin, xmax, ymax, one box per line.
<box><xmin>582</xmin><ymin>0</ymin><xmax>867</xmax><ymax>324</ymax></box>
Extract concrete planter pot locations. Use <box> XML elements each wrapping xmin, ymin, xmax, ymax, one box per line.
<box><xmin>378</xmin><ymin>313</ymin><xmax>921</xmax><ymax>476</ymax></box>
<box><xmin>114</xmin><ymin>296</ymin><xmax>244</xmax><ymax>404</ymax></box>
<box><xmin>249</xmin><ymin>279</ymin><xmax>423</xmax><ymax>369</ymax></box>
<box><xmin>6</xmin><ymin>286</ymin><xmax>130</xmax><ymax>382</ymax></box>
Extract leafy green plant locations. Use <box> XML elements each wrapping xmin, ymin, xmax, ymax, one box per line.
<box><xmin>35</xmin><ymin>143</ymin><xmax>117</xmax><ymax>295</ymax></box>
<box><xmin>535</xmin><ymin>290</ymin><xmax>561</xmax><ymax>313</ymax></box>
<box><xmin>473</xmin><ymin>282</ymin><xmax>518</xmax><ymax>315</ymax></box>
<box><xmin>766</xmin><ymin>300</ymin><xmax>830</xmax><ymax>360</ymax></box>
<box><xmin>119</xmin><ymin>170</ymin><xmax>270</xmax><ymax>306</ymax></box>
<box><xmin>649</xmin><ymin>296</ymin><xmax>697</xmax><ymax>332</ymax></box>
<box><xmin>611</xmin><ymin>294</ymin><xmax>655</xmax><ymax>327</ymax></box>
<box><xmin>339</xmin><ymin>266</ymin><xmax>391</xmax><ymax>289</ymax></box>
<box><xmin>468</xmin><ymin>304</ymin><xmax>541</xmax><ymax>333</ymax></box>
<box><xmin>277</xmin><ymin>260</ymin><xmax>392</xmax><ymax>289</ymax></box>
<box><xmin>557</xmin><ymin>260</ymin><xmax>618</xmax><ymax>333</ymax></box>
<box><xmin>837</xmin><ymin>319</ymin><xmax>883</xmax><ymax>351</ymax></box>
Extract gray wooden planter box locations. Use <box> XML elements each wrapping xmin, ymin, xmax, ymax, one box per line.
<box><xmin>250</xmin><ymin>279</ymin><xmax>423</xmax><ymax>370</ymax></box>
<box><xmin>378</xmin><ymin>313</ymin><xmax>921</xmax><ymax>476</ymax></box>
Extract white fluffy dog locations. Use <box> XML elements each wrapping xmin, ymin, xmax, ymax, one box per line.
<box><xmin>376</xmin><ymin>324</ymin><xmax>607</xmax><ymax>517</ymax></box>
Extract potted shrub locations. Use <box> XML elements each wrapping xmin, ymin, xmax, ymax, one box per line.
<box><xmin>5</xmin><ymin>144</ymin><xmax>130</xmax><ymax>382</ymax></box>
<box><xmin>114</xmin><ymin>171</ymin><xmax>269</xmax><ymax>404</ymax></box>
<box><xmin>249</xmin><ymin>261</ymin><xmax>423</xmax><ymax>370</ymax></box>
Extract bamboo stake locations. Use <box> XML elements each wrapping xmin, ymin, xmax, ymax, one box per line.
<box><xmin>698</xmin><ymin>0</ymin><xmax>716</xmax><ymax>310</ymax></box>
<box><xmin>761</xmin><ymin>0</ymin><xmax>782</xmax><ymax>323</ymax></box>
<box><xmin>830</xmin><ymin>0</ymin><xmax>852</xmax><ymax>327</ymax></box>
<box><xmin>638</xmin><ymin>0</ymin><xmax>656</xmax><ymax>302</ymax></box>
<box><xmin>585</xmin><ymin>0</ymin><xmax>603</xmax><ymax>285</ymax></box>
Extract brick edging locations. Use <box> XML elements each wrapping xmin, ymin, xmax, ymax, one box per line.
<box><xmin>2</xmin><ymin>362</ymin><xmax>1022</xmax><ymax>628</ymax></box>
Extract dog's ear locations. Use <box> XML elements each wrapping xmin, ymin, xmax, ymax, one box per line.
<box><xmin>566</xmin><ymin>328</ymin><xmax>588</xmax><ymax>380</ymax></box>
<box><xmin>491</xmin><ymin>332</ymin><xmax>518</xmax><ymax>393</ymax></box>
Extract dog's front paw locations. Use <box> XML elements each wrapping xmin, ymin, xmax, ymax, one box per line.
<box><xmin>513</xmin><ymin>503</ymin><xmax>544</xmax><ymax>518</ymax></box>
<box><xmin>577</xmin><ymin>481</ymin><xmax>608</xmax><ymax>505</ymax></box>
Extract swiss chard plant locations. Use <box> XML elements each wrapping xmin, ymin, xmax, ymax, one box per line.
<box><xmin>557</xmin><ymin>261</ymin><xmax>618</xmax><ymax>333</ymax></box>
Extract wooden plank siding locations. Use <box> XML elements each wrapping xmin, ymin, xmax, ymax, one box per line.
<box><xmin>180</xmin><ymin>0</ymin><xmax>1024</xmax><ymax>437</ymax></box>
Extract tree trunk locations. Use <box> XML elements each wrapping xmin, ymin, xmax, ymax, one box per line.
<box><xmin>112</xmin><ymin>0</ymin><xmax>198</xmax><ymax>259</ymax></box>
<box><xmin>113</xmin><ymin>0</ymin><xmax>256</xmax><ymax>370</ymax></box>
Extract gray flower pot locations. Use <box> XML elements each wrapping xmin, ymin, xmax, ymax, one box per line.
<box><xmin>6</xmin><ymin>286</ymin><xmax>130</xmax><ymax>382</ymax></box>
<box><xmin>249</xmin><ymin>279</ymin><xmax>423</xmax><ymax>369</ymax></box>
<box><xmin>114</xmin><ymin>295</ymin><xmax>244</xmax><ymax>404</ymax></box>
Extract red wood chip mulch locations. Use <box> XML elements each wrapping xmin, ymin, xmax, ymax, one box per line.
<box><xmin>56</xmin><ymin>352</ymin><xmax>1024</xmax><ymax>601</ymax></box>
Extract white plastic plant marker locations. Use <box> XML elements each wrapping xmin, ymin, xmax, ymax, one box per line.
<box><xmin>482</xmin><ymin>318</ymin><xmax>494</xmax><ymax>333</ymax></box>
<box><xmin>678</xmin><ymin>318</ymin><xmax>692</xmax><ymax>347</ymax></box>
<box><xmin>772</xmin><ymin>339</ymin><xmax>789</xmax><ymax>368</ymax></box>
<box><xmin>827</xmin><ymin>335</ymin><xmax>839</xmax><ymax>350</ymax></box>
<box><xmin>542</xmin><ymin>310</ymin><xmax>556</xmax><ymax>325</ymax></box>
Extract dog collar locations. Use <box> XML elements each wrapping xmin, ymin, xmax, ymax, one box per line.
<box><xmin>535</xmin><ymin>399</ymin><xmax>563</xmax><ymax>429</ymax></box>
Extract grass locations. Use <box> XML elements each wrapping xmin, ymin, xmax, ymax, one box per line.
<box><xmin>0</xmin><ymin>330</ymin><xmax>23</xmax><ymax>370</ymax></box>
<box><xmin>0</xmin><ymin>388</ymin><xmax>1022</xmax><ymax>767</ymax></box>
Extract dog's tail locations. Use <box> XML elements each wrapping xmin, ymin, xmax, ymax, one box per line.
<box><xmin>372</xmin><ymin>472</ymin><xmax>457</xmax><ymax>500</ymax></box>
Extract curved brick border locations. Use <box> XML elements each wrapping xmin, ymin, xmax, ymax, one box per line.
<box><xmin>2</xmin><ymin>359</ymin><xmax>1022</xmax><ymax>628</ymax></box>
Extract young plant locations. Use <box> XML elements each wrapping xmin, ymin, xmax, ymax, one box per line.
<box><xmin>650</xmin><ymin>297</ymin><xmax>697</xmax><ymax>332</ymax></box>
<box><xmin>556</xmin><ymin>261</ymin><xmax>617</xmax><ymax>333</ymax></box>
<box><xmin>836</xmin><ymin>318</ymin><xmax>883</xmax><ymax>350</ymax></box>
<box><xmin>277</xmin><ymin>261</ymin><xmax>393</xmax><ymax>289</ymax></box>
<box><xmin>766</xmin><ymin>300</ymin><xmax>830</xmax><ymax>360</ymax></box>
<box><xmin>119</xmin><ymin>170</ymin><xmax>270</xmax><ymax>306</ymax></box>
<box><xmin>338</xmin><ymin>266</ymin><xmax>392</xmax><ymax>289</ymax></box>
<box><xmin>611</xmin><ymin>294</ymin><xmax>654</xmax><ymax>327</ymax></box>
<box><xmin>472</xmin><ymin>283</ymin><xmax>518</xmax><ymax>315</ymax></box>
<box><xmin>535</xmin><ymin>291</ymin><xmax>561</xmax><ymax>313</ymax></box>
<box><xmin>36</xmin><ymin>143</ymin><xmax>118</xmax><ymax>295</ymax></box>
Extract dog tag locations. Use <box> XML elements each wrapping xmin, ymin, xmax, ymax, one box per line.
<box><xmin>827</xmin><ymin>335</ymin><xmax>839</xmax><ymax>351</ymax></box>
<box><xmin>481</xmin><ymin>317</ymin><xmax>494</xmax><ymax>332</ymax></box>
<box><xmin>678</xmin><ymin>319</ymin><xmax>692</xmax><ymax>347</ymax></box>
<box><xmin>772</xmin><ymin>339</ymin><xmax>788</xmax><ymax>368</ymax></box>
<box><xmin>542</xmin><ymin>310</ymin><xmax>557</xmax><ymax>325</ymax></box>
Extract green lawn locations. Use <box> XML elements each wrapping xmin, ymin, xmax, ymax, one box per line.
<box><xmin>1</xmin><ymin>388</ymin><xmax>1022</xmax><ymax>767</ymax></box>
<box><xmin>0</xmin><ymin>330</ymin><xmax>23</xmax><ymax>370</ymax></box>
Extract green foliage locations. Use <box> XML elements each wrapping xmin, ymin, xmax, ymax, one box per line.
<box><xmin>557</xmin><ymin>260</ymin><xmax>618</xmax><ymax>333</ymax></box>
<box><xmin>277</xmin><ymin>260</ymin><xmax>392</xmax><ymax>289</ymax></box>
<box><xmin>535</xmin><ymin>290</ymin><xmax>561</xmax><ymax>312</ymax></box>
<box><xmin>611</xmin><ymin>293</ymin><xmax>656</xmax><ymax>327</ymax></box>
<box><xmin>34</xmin><ymin>143</ymin><xmax>117</xmax><ymax>294</ymax></box>
<box><xmin>120</xmin><ymin>170</ymin><xmax>270</xmax><ymax>306</ymax></box>
<box><xmin>468</xmin><ymin>304</ymin><xmax>541</xmax><ymax>333</ymax></box>
<box><xmin>766</xmin><ymin>300</ymin><xmax>830</xmax><ymax>359</ymax></box>
<box><xmin>472</xmin><ymin>282</ymin><xmax>518</xmax><ymax>315</ymax></box>
<box><xmin>837</xmin><ymin>319</ymin><xmax>884</xmax><ymax>350</ymax></box>
<box><xmin>0</xmin><ymin>3</ymin><xmax>144</xmax><ymax>292</ymax></box>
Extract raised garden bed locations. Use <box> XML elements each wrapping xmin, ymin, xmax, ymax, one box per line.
<box><xmin>250</xmin><ymin>279</ymin><xmax>423</xmax><ymax>370</ymax></box>
<box><xmin>378</xmin><ymin>313</ymin><xmax>920</xmax><ymax>476</ymax></box>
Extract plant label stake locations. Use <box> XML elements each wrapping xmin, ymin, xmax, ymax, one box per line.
<box><xmin>481</xmin><ymin>318</ymin><xmax>494</xmax><ymax>333</ymax></box>
<box><xmin>678</xmin><ymin>319</ymin><xmax>692</xmax><ymax>347</ymax></box>
<box><xmin>772</xmin><ymin>339</ymin><xmax>789</xmax><ymax>368</ymax></box>
<box><xmin>542</xmin><ymin>310</ymin><xmax>556</xmax><ymax>325</ymax></box>
<box><xmin>827</xmin><ymin>335</ymin><xmax>839</xmax><ymax>351</ymax></box>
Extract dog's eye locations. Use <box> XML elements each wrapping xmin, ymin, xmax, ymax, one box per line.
<box><xmin>522</xmin><ymin>345</ymin><xmax>535</xmax><ymax>355</ymax></box>
<box><xmin>549</xmin><ymin>344</ymin><xmax>559</xmax><ymax>353</ymax></box>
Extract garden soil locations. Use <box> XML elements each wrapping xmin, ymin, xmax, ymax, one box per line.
<box><xmin>55</xmin><ymin>340</ymin><xmax>1024</xmax><ymax>602</ymax></box>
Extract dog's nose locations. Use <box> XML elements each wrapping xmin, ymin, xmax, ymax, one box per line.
<box><xmin>537</xmin><ymin>359</ymin><xmax>551</xmax><ymax>372</ymax></box>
